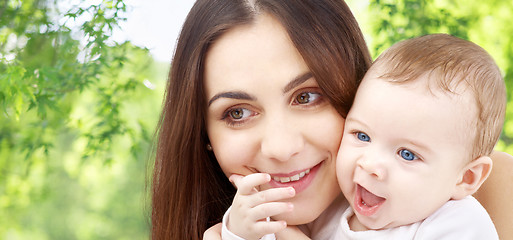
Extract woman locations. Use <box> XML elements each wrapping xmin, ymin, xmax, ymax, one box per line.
<box><xmin>151</xmin><ymin>0</ymin><xmax>513</xmax><ymax>239</ymax></box>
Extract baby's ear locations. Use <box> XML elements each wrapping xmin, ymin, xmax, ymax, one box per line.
<box><xmin>452</xmin><ymin>156</ymin><xmax>493</xmax><ymax>200</ymax></box>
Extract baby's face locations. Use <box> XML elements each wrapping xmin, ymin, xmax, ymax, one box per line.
<box><xmin>336</xmin><ymin>71</ymin><xmax>475</xmax><ymax>230</ymax></box>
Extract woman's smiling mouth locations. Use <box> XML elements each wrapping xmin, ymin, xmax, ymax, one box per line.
<box><xmin>272</xmin><ymin>168</ymin><xmax>311</xmax><ymax>183</ymax></box>
<box><xmin>267</xmin><ymin>162</ymin><xmax>323</xmax><ymax>193</ymax></box>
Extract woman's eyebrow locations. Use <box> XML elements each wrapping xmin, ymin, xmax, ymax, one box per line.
<box><xmin>208</xmin><ymin>72</ymin><xmax>312</xmax><ymax>106</ymax></box>
<box><xmin>283</xmin><ymin>72</ymin><xmax>313</xmax><ymax>93</ymax></box>
<box><xmin>208</xmin><ymin>91</ymin><xmax>255</xmax><ymax>106</ymax></box>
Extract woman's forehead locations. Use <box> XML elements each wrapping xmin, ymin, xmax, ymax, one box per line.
<box><xmin>204</xmin><ymin>14</ymin><xmax>309</xmax><ymax>97</ymax></box>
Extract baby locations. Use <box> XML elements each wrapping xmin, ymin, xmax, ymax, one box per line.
<box><xmin>335</xmin><ymin>33</ymin><xmax>504</xmax><ymax>239</ymax></box>
<box><xmin>221</xmin><ymin>34</ymin><xmax>505</xmax><ymax>239</ymax></box>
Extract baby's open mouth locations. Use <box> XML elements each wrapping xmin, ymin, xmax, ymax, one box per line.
<box><xmin>360</xmin><ymin>185</ymin><xmax>385</xmax><ymax>207</ymax></box>
<box><xmin>355</xmin><ymin>184</ymin><xmax>386</xmax><ymax>216</ymax></box>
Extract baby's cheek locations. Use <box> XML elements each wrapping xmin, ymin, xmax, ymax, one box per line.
<box><xmin>336</xmin><ymin>148</ymin><xmax>355</xmax><ymax>187</ymax></box>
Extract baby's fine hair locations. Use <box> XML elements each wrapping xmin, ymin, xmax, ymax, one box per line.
<box><xmin>373</xmin><ymin>33</ymin><xmax>506</xmax><ymax>159</ymax></box>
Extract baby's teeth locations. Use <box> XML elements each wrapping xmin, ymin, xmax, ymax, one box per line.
<box><xmin>299</xmin><ymin>172</ymin><xmax>305</xmax><ymax>178</ymax></box>
<box><xmin>280</xmin><ymin>177</ymin><xmax>291</xmax><ymax>183</ymax></box>
<box><xmin>306</xmin><ymin>169</ymin><xmax>310</xmax><ymax>174</ymax></box>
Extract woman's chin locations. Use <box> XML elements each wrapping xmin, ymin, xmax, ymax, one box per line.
<box><xmin>270</xmin><ymin>159</ymin><xmax>341</xmax><ymax>226</ymax></box>
<box><xmin>273</xmin><ymin>210</ymin><xmax>320</xmax><ymax>226</ymax></box>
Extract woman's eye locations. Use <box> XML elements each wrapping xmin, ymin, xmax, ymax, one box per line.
<box><xmin>229</xmin><ymin>108</ymin><xmax>245</xmax><ymax>119</ymax></box>
<box><xmin>296</xmin><ymin>92</ymin><xmax>310</xmax><ymax>104</ymax></box>
<box><xmin>293</xmin><ymin>92</ymin><xmax>322</xmax><ymax>105</ymax></box>
<box><xmin>398</xmin><ymin>149</ymin><xmax>418</xmax><ymax>161</ymax></box>
<box><xmin>226</xmin><ymin>108</ymin><xmax>251</xmax><ymax>120</ymax></box>
<box><xmin>222</xmin><ymin>107</ymin><xmax>255</xmax><ymax>126</ymax></box>
<box><xmin>356</xmin><ymin>132</ymin><xmax>371</xmax><ymax>142</ymax></box>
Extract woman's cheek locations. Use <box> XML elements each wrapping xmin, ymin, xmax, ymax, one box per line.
<box><xmin>213</xmin><ymin>132</ymin><xmax>257</xmax><ymax>176</ymax></box>
<box><xmin>319</xmin><ymin>112</ymin><xmax>345</xmax><ymax>154</ymax></box>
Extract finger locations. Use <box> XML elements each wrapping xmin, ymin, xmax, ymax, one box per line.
<box><xmin>228</xmin><ymin>174</ymin><xmax>244</xmax><ymax>191</ymax></box>
<box><xmin>228</xmin><ymin>174</ymin><xmax>244</xmax><ymax>184</ymax></box>
<box><xmin>247</xmin><ymin>187</ymin><xmax>295</xmax><ymax>207</ymax></box>
<box><xmin>252</xmin><ymin>220</ymin><xmax>287</xmax><ymax>237</ymax></box>
<box><xmin>230</xmin><ymin>173</ymin><xmax>271</xmax><ymax>195</ymax></box>
<box><xmin>245</xmin><ymin>187</ymin><xmax>296</xmax><ymax>207</ymax></box>
<box><xmin>249</xmin><ymin>202</ymin><xmax>294</xmax><ymax>221</ymax></box>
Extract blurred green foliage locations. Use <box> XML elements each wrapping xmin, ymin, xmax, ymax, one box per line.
<box><xmin>1</xmin><ymin>0</ymin><xmax>512</xmax><ymax>239</ymax></box>
<box><xmin>1</xmin><ymin>0</ymin><xmax>166</xmax><ymax>239</ymax></box>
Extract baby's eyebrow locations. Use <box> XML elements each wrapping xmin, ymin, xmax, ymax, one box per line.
<box><xmin>282</xmin><ymin>72</ymin><xmax>313</xmax><ymax>93</ymax></box>
<box><xmin>403</xmin><ymin>139</ymin><xmax>433</xmax><ymax>155</ymax></box>
<box><xmin>345</xmin><ymin>116</ymin><xmax>368</xmax><ymax>128</ymax></box>
<box><xmin>208</xmin><ymin>91</ymin><xmax>256</xmax><ymax>106</ymax></box>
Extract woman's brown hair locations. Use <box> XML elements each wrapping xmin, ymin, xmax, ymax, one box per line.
<box><xmin>151</xmin><ymin>0</ymin><xmax>371</xmax><ymax>239</ymax></box>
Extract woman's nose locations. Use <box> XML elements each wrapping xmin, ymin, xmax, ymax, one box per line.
<box><xmin>260</xmin><ymin>117</ymin><xmax>304</xmax><ymax>162</ymax></box>
<box><xmin>356</xmin><ymin>152</ymin><xmax>387</xmax><ymax>180</ymax></box>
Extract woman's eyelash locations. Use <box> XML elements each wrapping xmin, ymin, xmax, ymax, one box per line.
<box><xmin>291</xmin><ymin>89</ymin><xmax>324</xmax><ymax>106</ymax></box>
<box><xmin>220</xmin><ymin>107</ymin><xmax>253</xmax><ymax>127</ymax></box>
<box><xmin>220</xmin><ymin>108</ymin><xmax>240</xmax><ymax>120</ymax></box>
<box><xmin>221</xmin><ymin>112</ymin><xmax>243</xmax><ymax>127</ymax></box>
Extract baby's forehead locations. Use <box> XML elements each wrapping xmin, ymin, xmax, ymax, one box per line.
<box><xmin>368</xmin><ymin>62</ymin><xmax>473</xmax><ymax>97</ymax></box>
<box><xmin>369</xmin><ymin>69</ymin><xmax>478</xmax><ymax>152</ymax></box>
<box><xmin>353</xmin><ymin>73</ymin><xmax>477</xmax><ymax>161</ymax></box>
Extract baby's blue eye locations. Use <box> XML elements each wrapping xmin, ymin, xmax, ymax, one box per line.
<box><xmin>399</xmin><ymin>149</ymin><xmax>418</xmax><ymax>161</ymax></box>
<box><xmin>356</xmin><ymin>132</ymin><xmax>370</xmax><ymax>142</ymax></box>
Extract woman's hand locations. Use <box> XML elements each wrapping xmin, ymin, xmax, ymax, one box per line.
<box><xmin>474</xmin><ymin>150</ymin><xmax>513</xmax><ymax>240</ymax></box>
<box><xmin>228</xmin><ymin>173</ymin><xmax>295</xmax><ymax>240</ymax></box>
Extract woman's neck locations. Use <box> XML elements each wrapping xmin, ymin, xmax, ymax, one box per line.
<box><xmin>298</xmin><ymin>194</ymin><xmax>348</xmax><ymax>237</ymax></box>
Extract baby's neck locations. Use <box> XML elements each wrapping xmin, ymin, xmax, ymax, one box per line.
<box><xmin>348</xmin><ymin>213</ymin><xmax>371</xmax><ymax>231</ymax></box>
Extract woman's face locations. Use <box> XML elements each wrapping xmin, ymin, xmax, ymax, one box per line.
<box><xmin>204</xmin><ymin>14</ymin><xmax>344</xmax><ymax>225</ymax></box>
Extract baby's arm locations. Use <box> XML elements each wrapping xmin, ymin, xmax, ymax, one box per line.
<box><xmin>226</xmin><ymin>173</ymin><xmax>296</xmax><ymax>240</ymax></box>
<box><xmin>203</xmin><ymin>223</ymin><xmax>222</xmax><ymax>240</ymax></box>
<box><xmin>203</xmin><ymin>222</ymin><xmax>310</xmax><ymax>240</ymax></box>
<box><xmin>274</xmin><ymin>225</ymin><xmax>311</xmax><ymax>240</ymax></box>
